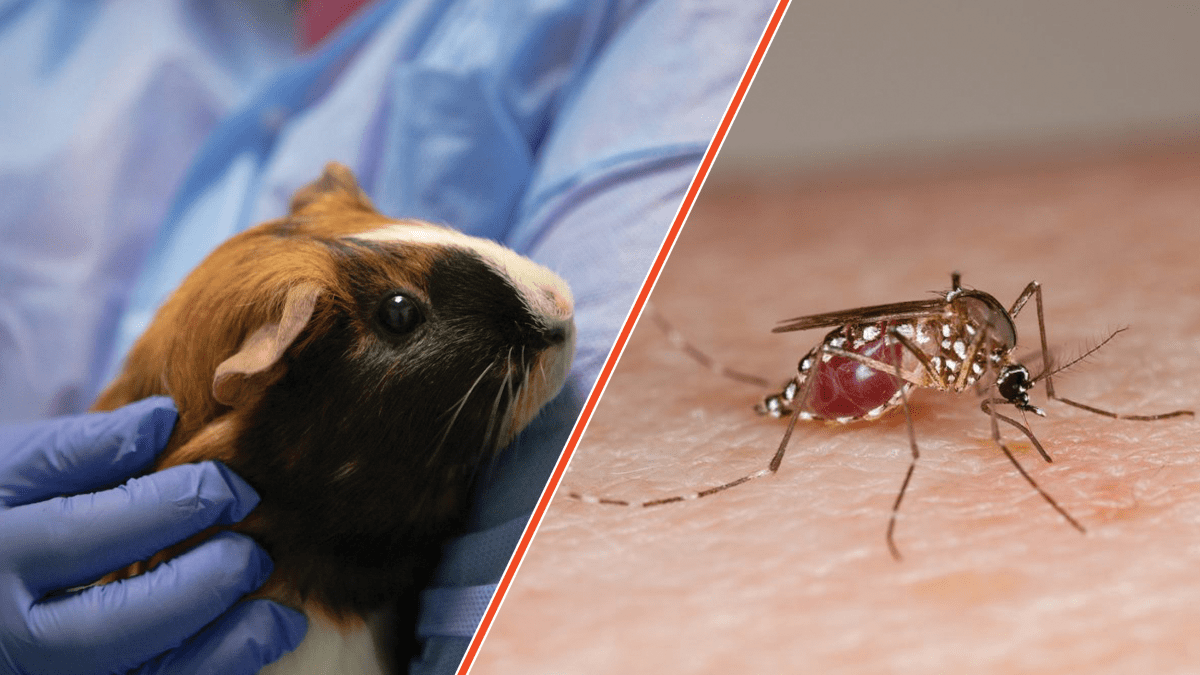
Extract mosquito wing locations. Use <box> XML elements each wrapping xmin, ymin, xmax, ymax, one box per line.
<box><xmin>773</xmin><ymin>298</ymin><xmax>947</xmax><ymax>333</ymax></box>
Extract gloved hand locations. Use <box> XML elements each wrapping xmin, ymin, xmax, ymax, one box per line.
<box><xmin>0</xmin><ymin>397</ymin><xmax>307</xmax><ymax>675</ymax></box>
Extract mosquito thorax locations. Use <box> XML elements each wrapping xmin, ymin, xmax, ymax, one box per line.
<box><xmin>997</xmin><ymin>363</ymin><xmax>1044</xmax><ymax>416</ymax></box>
<box><xmin>950</xmin><ymin>289</ymin><xmax>1017</xmax><ymax>352</ymax></box>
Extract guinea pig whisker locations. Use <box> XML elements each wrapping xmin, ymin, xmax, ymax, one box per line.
<box><xmin>428</xmin><ymin>360</ymin><xmax>496</xmax><ymax>467</ymax></box>
<box><xmin>486</xmin><ymin>346</ymin><xmax>524</xmax><ymax>453</ymax></box>
<box><xmin>485</xmin><ymin>348</ymin><xmax>516</xmax><ymax>451</ymax></box>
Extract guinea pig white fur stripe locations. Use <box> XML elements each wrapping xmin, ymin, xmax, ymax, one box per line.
<box><xmin>351</xmin><ymin>223</ymin><xmax>575</xmax><ymax>327</ymax></box>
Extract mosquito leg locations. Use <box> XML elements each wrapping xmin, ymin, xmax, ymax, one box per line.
<box><xmin>1050</xmin><ymin>396</ymin><xmax>1193</xmax><ymax>421</ymax></box>
<box><xmin>766</xmin><ymin>404</ymin><xmax>803</xmax><ymax>473</ymax></box>
<box><xmin>571</xmin><ymin>340</ymin><xmax>823</xmax><ymax>508</ymax></box>
<box><xmin>637</xmin><ymin>352</ymin><xmax>816</xmax><ymax>504</ymax></box>
<box><xmin>878</xmin><ymin>329</ymin><xmax>940</xmax><ymax>559</ymax></box>
<box><xmin>983</xmin><ymin>397</ymin><xmax>1085</xmax><ymax>534</ymax></box>
<box><xmin>1018</xmin><ymin>282</ymin><xmax>1194</xmax><ymax>420</ymax></box>
<box><xmin>979</xmin><ymin>398</ymin><xmax>1053</xmax><ymax>463</ymax></box>
<box><xmin>886</xmin><ymin>366</ymin><xmax>918</xmax><ymax>561</ymax></box>
<box><xmin>724</xmin><ymin>337</ymin><xmax>826</xmax><ymax>483</ymax></box>
<box><xmin>637</xmin><ymin>403</ymin><xmax>803</xmax><ymax>506</ymax></box>
<box><xmin>570</xmin><ymin>411</ymin><xmax>795</xmax><ymax>507</ymax></box>
<box><xmin>1008</xmin><ymin>280</ymin><xmax>1040</xmax><ymax>319</ymax></box>
<box><xmin>888</xmin><ymin>330</ymin><xmax>946</xmax><ymax>389</ymax></box>
<box><xmin>647</xmin><ymin>303</ymin><xmax>772</xmax><ymax>388</ymax></box>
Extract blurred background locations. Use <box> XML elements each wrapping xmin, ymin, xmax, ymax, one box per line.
<box><xmin>716</xmin><ymin>1</ymin><xmax>1200</xmax><ymax>177</ymax></box>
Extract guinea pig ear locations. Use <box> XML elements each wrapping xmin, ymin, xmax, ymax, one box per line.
<box><xmin>289</xmin><ymin>162</ymin><xmax>377</xmax><ymax>215</ymax></box>
<box><xmin>212</xmin><ymin>283</ymin><xmax>322</xmax><ymax>408</ymax></box>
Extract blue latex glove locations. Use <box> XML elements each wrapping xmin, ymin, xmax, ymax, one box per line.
<box><xmin>0</xmin><ymin>397</ymin><xmax>307</xmax><ymax>675</ymax></box>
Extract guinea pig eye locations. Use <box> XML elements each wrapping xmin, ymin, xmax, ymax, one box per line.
<box><xmin>376</xmin><ymin>293</ymin><xmax>424</xmax><ymax>335</ymax></box>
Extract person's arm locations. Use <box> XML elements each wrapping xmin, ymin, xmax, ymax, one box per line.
<box><xmin>477</xmin><ymin>150</ymin><xmax>1200</xmax><ymax>673</ymax></box>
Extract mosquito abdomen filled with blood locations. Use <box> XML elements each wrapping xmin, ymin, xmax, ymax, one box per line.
<box><xmin>806</xmin><ymin>328</ymin><xmax>904</xmax><ymax>419</ymax></box>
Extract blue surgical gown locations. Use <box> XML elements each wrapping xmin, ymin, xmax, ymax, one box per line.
<box><xmin>0</xmin><ymin>0</ymin><xmax>776</xmax><ymax>671</ymax></box>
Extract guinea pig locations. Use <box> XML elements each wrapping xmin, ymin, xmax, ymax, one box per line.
<box><xmin>91</xmin><ymin>162</ymin><xmax>575</xmax><ymax>673</ymax></box>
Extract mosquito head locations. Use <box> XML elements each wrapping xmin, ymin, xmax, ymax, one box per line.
<box><xmin>997</xmin><ymin>363</ymin><xmax>1045</xmax><ymax>416</ymax></box>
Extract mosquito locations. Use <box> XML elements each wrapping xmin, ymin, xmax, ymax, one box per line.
<box><xmin>570</xmin><ymin>272</ymin><xmax>1193</xmax><ymax>560</ymax></box>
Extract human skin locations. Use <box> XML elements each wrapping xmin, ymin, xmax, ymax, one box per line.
<box><xmin>474</xmin><ymin>146</ymin><xmax>1200</xmax><ymax>674</ymax></box>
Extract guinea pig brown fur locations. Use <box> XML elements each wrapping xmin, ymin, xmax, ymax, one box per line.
<box><xmin>92</xmin><ymin>163</ymin><xmax>575</xmax><ymax>667</ymax></box>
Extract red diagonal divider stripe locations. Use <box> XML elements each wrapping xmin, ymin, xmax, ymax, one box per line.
<box><xmin>456</xmin><ymin>2</ymin><xmax>792</xmax><ymax>672</ymax></box>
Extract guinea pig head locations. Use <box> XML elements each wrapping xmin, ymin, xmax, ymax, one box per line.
<box><xmin>93</xmin><ymin>163</ymin><xmax>575</xmax><ymax>618</ymax></box>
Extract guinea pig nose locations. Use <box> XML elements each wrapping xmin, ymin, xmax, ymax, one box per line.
<box><xmin>531</xmin><ymin>317</ymin><xmax>573</xmax><ymax>349</ymax></box>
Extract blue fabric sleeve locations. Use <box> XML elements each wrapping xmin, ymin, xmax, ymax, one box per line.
<box><xmin>0</xmin><ymin>0</ymin><xmax>293</xmax><ymax>423</ymax></box>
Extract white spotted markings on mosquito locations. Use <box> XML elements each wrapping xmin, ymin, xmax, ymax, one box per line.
<box><xmin>569</xmin><ymin>272</ymin><xmax>1194</xmax><ymax>560</ymax></box>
